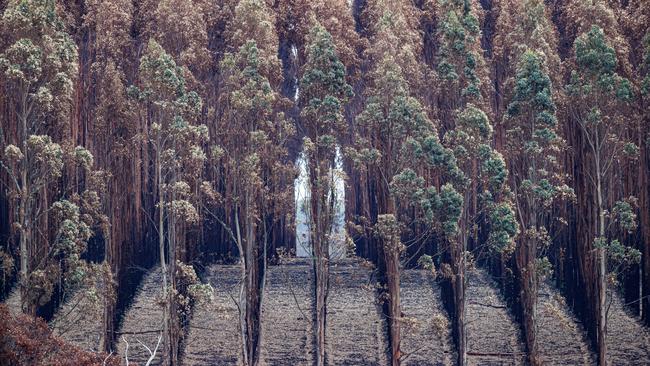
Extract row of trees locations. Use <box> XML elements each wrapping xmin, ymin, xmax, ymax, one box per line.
<box><xmin>1</xmin><ymin>0</ymin><xmax>649</xmax><ymax>366</ymax></box>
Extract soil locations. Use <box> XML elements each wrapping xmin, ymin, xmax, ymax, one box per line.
<box><xmin>182</xmin><ymin>264</ymin><xmax>243</xmax><ymax>365</ymax></box>
<box><xmin>537</xmin><ymin>281</ymin><xmax>595</xmax><ymax>365</ymax></box>
<box><xmin>325</xmin><ymin>258</ymin><xmax>389</xmax><ymax>366</ymax></box>
<box><xmin>116</xmin><ymin>267</ymin><xmax>165</xmax><ymax>365</ymax></box>
<box><xmin>466</xmin><ymin>268</ymin><xmax>525</xmax><ymax>366</ymax></box>
<box><xmin>259</xmin><ymin>258</ymin><xmax>314</xmax><ymax>366</ymax></box>
<box><xmin>606</xmin><ymin>292</ymin><xmax>650</xmax><ymax>365</ymax></box>
<box><xmin>50</xmin><ymin>286</ymin><xmax>104</xmax><ymax>352</ymax></box>
<box><xmin>400</xmin><ymin>269</ymin><xmax>455</xmax><ymax>366</ymax></box>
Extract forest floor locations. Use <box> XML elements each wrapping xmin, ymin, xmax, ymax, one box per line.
<box><xmin>325</xmin><ymin>258</ymin><xmax>388</xmax><ymax>366</ymax></box>
<box><xmin>49</xmin><ymin>285</ymin><xmax>104</xmax><ymax>353</ymax></box>
<box><xmin>182</xmin><ymin>264</ymin><xmax>242</xmax><ymax>365</ymax></box>
<box><xmin>259</xmin><ymin>258</ymin><xmax>314</xmax><ymax>366</ymax></box>
<box><xmin>400</xmin><ymin>269</ymin><xmax>455</xmax><ymax>366</ymax></box>
<box><xmin>607</xmin><ymin>292</ymin><xmax>650</xmax><ymax>365</ymax></box>
<box><xmin>466</xmin><ymin>268</ymin><xmax>526</xmax><ymax>366</ymax></box>
<box><xmin>4</xmin><ymin>286</ymin><xmax>20</xmax><ymax>315</ymax></box>
<box><xmin>3</xmin><ymin>263</ymin><xmax>650</xmax><ymax>365</ymax></box>
<box><xmin>536</xmin><ymin>281</ymin><xmax>595</xmax><ymax>365</ymax></box>
<box><xmin>115</xmin><ymin>267</ymin><xmax>164</xmax><ymax>365</ymax></box>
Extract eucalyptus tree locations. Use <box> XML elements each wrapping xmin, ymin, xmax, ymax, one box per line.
<box><xmin>0</xmin><ymin>0</ymin><xmax>99</xmax><ymax>314</ymax></box>
<box><xmin>640</xmin><ymin>29</ymin><xmax>650</xmax><ymax>325</ymax></box>
<box><xmin>504</xmin><ymin>50</ymin><xmax>574</xmax><ymax>365</ymax></box>
<box><xmin>205</xmin><ymin>39</ymin><xmax>293</xmax><ymax>365</ymax></box>
<box><xmin>439</xmin><ymin>104</ymin><xmax>518</xmax><ymax>366</ymax></box>
<box><xmin>566</xmin><ymin>25</ymin><xmax>641</xmax><ymax>366</ymax></box>
<box><xmin>436</xmin><ymin>0</ymin><xmax>486</xmax><ymax>132</ymax></box>
<box><xmin>130</xmin><ymin>39</ymin><xmax>206</xmax><ymax>366</ymax></box>
<box><xmin>299</xmin><ymin>23</ymin><xmax>352</xmax><ymax>366</ymax></box>
<box><xmin>434</xmin><ymin>1</ymin><xmax>518</xmax><ymax>364</ymax></box>
<box><xmin>197</xmin><ymin>1</ymin><xmax>293</xmax><ymax>364</ymax></box>
<box><xmin>351</xmin><ymin>53</ymin><xmax>436</xmax><ymax>364</ymax></box>
<box><xmin>348</xmin><ymin>5</ymin><xmax>439</xmax><ymax>362</ymax></box>
<box><xmin>490</xmin><ymin>1</ymin><xmax>572</xmax><ymax>362</ymax></box>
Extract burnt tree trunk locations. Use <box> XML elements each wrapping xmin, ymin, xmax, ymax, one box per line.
<box><xmin>516</xmin><ymin>235</ymin><xmax>539</xmax><ymax>366</ymax></box>
<box><xmin>309</xmin><ymin>155</ymin><xmax>332</xmax><ymax>366</ymax></box>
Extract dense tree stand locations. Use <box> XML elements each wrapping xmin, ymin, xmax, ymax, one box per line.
<box><xmin>0</xmin><ymin>1</ymin><xmax>649</xmax><ymax>365</ymax></box>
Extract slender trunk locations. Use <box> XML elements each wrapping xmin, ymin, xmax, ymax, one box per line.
<box><xmin>456</xmin><ymin>255</ymin><xmax>466</xmax><ymax>366</ymax></box>
<box><xmin>519</xmin><ymin>197</ymin><xmax>539</xmax><ymax>365</ymax></box>
<box><xmin>102</xmin><ymin>232</ymin><xmax>113</xmax><ymax>352</ymax></box>
<box><xmin>521</xmin><ymin>235</ymin><xmax>539</xmax><ymax>366</ymax></box>
<box><xmin>456</xmin><ymin>209</ymin><xmax>467</xmax><ymax>366</ymax></box>
<box><xmin>382</xmin><ymin>194</ymin><xmax>401</xmax><ymax>366</ymax></box>
<box><xmin>157</xmin><ymin>148</ymin><xmax>170</xmax><ymax>366</ymax></box>
<box><xmin>312</xmin><ymin>158</ymin><xmax>329</xmax><ymax>366</ymax></box>
<box><xmin>386</xmin><ymin>245</ymin><xmax>401</xmax><ymax>366</ymax></box>
<box><xmin>596</xmin><ymin>169</ymin><xmax>607</xmax><ymax>366</ymax></box>
<box><xmin>168</xmin><ymin>178</ymin><xmax>178</xmax><ymax>366</ymax></box>
<box><xmin>315</xmin><ymin>242</ymin><xmax>328</xmax><ymax>366</ymax></box>
<box><xmin>19</xmin><ymin>97</ymin><xmax>30</xmax><ymax>314</ymax></box>
<box><xmin>234</xmin><ymin>198</ymin><xmax>250</xmax><ymax>366</ymax></box>
<box><xmin>255</xmin><ymin>219</ymin><xmax>269</xmax><ymax>366</ymax></box>
<box><xmin>244</xmin><ymin>191</ymin><xmax>257</xmax><ymax>365</ymax></box>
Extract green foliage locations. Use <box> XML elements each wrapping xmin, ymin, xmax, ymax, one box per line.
<box><xmin>352</xmin><ymin>53</ymin><xmax>440</xmax><ymax>228</ymax></box>
<box><xmin>445</xmin><ymin>105</ymin><xmax>493</xmax><ymax>167</ymax></box>
<box><xmin>436</xmin><ymin>0</ymin><xmax>482</xmax><ymax>101</ymax></box>
<box><xmin>0</xmin><ymin>1</ymin><xmax>100</xmax><ymax>309</ymax></box>
<box><xmin>135</xmin><ymin>39</ymin><xmax>207</xmax><ymax>166</ymax></box>
<box><xmin>575</xmin><ymin>26</ymin><xmax>616</xmax><ymax>77</ymax></box>
<box><xmin>136</xmin><ymin>39</ymin><xmax>202</xmax><ymax>118</ymax></box>
<box><xmin>535</xmin><ymin>257</ymin><xmax>553</xmax><ymax>279</ymax></box>
<box><xmin>216</xmin><ymin>38</ymin><xmax>293</xmax><ymax>214</ymax></box>
<box><xmin>417</xmin><ymin>254</ymin><xmax>434</xmax><ymax>271</ymax></box>
<box><xmin>480</xmin><ymin>149</ymin><xmax>508</xmax><ymax>193</ymax></box>
<box><xmin>607</xmin><ymin>240</ymin><xmax>641</xmax><ymax>266</ymax></box>
<box><xmin>437</xmin><ymin>183</ymin><xmax>463</xmax><ymax>236</ymax></box>
<box><xmin>568</xmin><ymin>26</ymin><xmax>632</xmax><ymax>101</ymax></box>
<box><xmin>611</xmin><ymin>199</ymin><xmax>637</xmax><ymax>233</ymax></box>
<box><xmin>221</xmin><ymin>41</ymin><xmax>274</xmax><ymax>117</ymax></box>
<box><xmin>51</xmin><ymin>200</ymin><xmax>92</xmax><ymax>287</ymax></box>
<box><xmin>0</xmin><ymin>0</ymin><xmax>78</xmax><ymax>123</ymax></box>
<box><xmin>389</xmin><ymin>169</ymin><xmax>425</xmax><ymax>205</ymax></box>
<box><xmin>299</xmin><ymin>23</ymin><xmax>352</xmax><ymax>246</ymax></box>
<box><xmin>642</xmin><ymin>32</ymin><xmax>650</xmax><ymax>95</ymax></box>
<box><xmin>300</xmin><ymin>24</ymin><xmax>353</xmax><ymax>116</ymax></box>
<box><xmin>374</xmin><ymin>214</ymin><xmax>404</xmax><ymax>254</ymax></box>
<box><xmin>507</xmin><ymin>51</ymin><xmax>556</xmax><ymax>121</ymax></box>
<box><xmin>595</xmin><ymin>236</ymin><xmax>641</xmax><ymax>268</ymax></box>
<box><xmin>505</xmin><ymin>49</ymin><xmax>571</xmax><ymax>262</ymax></box>
<box><xmin>487</xmin><ymin>201</ymin><xmax>519</xmax><ymax>253</ymax></box>
<box><xmin>422</xmin><ymin>135</ymin><xmax>466</xmax><ymax>186</ymax></box>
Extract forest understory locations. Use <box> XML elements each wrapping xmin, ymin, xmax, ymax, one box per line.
<box><xmin>1</xmin><ymin>0</ymin><xmax>650</xmax><ymax>365</ymax></box>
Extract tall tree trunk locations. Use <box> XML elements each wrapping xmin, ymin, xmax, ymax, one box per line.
<box><xmin>168</xmin><ymin>182</ymin><xmax>178</xmax><ymax>366</ymax></box>
<box><xmin>386</xmin><ymin>242</ymin><xmax>401</xmax><ymax>366</ymax></box>
<box><xmin>311</xmin><ymin>158</ymin><xmax>330</xmax><ymax>366</ymax></box>
<box><xmin>102</xmin><ymin>232</ymin><xmax>114</xmax><ymax>352</ymax></box>
<box><xmin>455</xmin><ymin>208</ymin><xmax>468</xmax><ymax>366</ymax></box>
<box><xmin>156</xmin><ymin>148</ymin><xmax>170</xmax><ymax>366</ymax></box>
<box><xmin>519</xmin><ymin>235</ymin><xmax>539</xmax><ymax>366</ymax></box>
<box><xmin>234</xmin><ymin>200</ymin><xmax>250</xmax><ymax>366</ymax></box>
<box><xmin>244</xmin><ymin>191</ymin><xmax>259</xmax><ymax>366</ymax></box>
<box><xmin>19</xmin><ymin>94</ymin><xmax>31</xmax><ymax>314</ymax></box>
<box><xmin>596</xmin><ymin>168</ymin><xmax>607</xmax><ymax>366</ymax></box>
<box><xmin>640</xmin><ymin>116</ymin><xmax>650</xmax><ymax>325</ymax></box>
<box><xmin>455</xmin><ymin>256</ymin><xmax>466</xmax><ymax>366</ymax></box>
<box><xmin>381</xmin><ymin>190</ymin><xmax>401</xmax><ymax>366</ymax></box>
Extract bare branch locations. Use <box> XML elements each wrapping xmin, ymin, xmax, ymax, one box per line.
<box><xmin>102</xmin><ymin>351</ymin><xmax>113</xmax><ymax>366</ymax></box>
<box><xmin>146</xmin><ymin>334</ymin><xmax>163</xmax><ymax>366</ymax></box>
<box><xmin>122</xmin><ymin>336</ymin><xmax>130</xmax><ymax>366</ymax></box>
